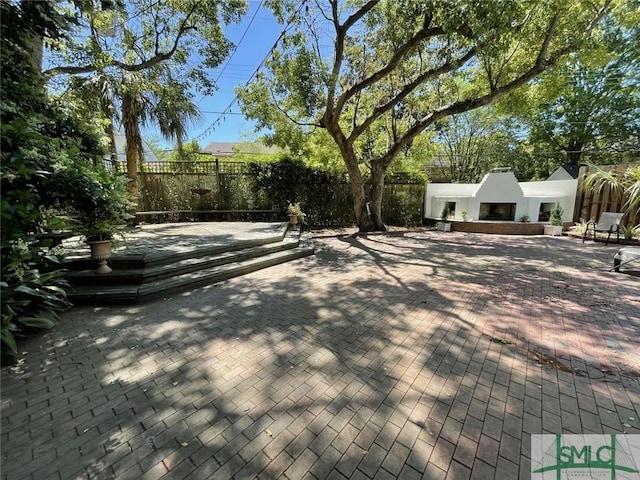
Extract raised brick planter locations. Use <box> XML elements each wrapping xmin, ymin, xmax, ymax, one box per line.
<box><xmin>450</xmin><ymin>221</ymin><xmax>571</xmax><ymax>235</ymax></box>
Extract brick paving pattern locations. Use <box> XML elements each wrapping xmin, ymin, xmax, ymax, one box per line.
<box><xmin>1</xmin><ymin>230</ymin><xmax>639</xmax><ymax>479</ymax></box>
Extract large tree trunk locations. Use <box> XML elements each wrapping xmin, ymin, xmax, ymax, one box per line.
<box><xmin>176</xmin><ymin>136</ymin><xmax>184</xmax><ymax>160</ymax></box>
<box><xmin>369</xmin><ymin>162</ymin><xmax>387</xmax><ymax>231</ymax></box>
<box><xmin>348</xmin><ymin>170</ymin><xmax>374</xmax><ymax>231</ymax></box>
<box><xmin>333</xmin><ymin>138</ymin><xmax>376</xmax><ymax>231</ymax></box>
<box><xmin>121</xmin><ymin>99</ymin><xmax>140</xmax><ymax>203</ymax></box>
<box><xmin>28</xmin><ymin>32</ymin><xmax>44</xmax><ymax>82</ymax></box>
<box><xmin>566</xmin><ymin>139</ymin><xmax>583</xmax><ymax>165</ymax></box>
<box><xmin>104</xmin><ymin>119</ymin><xmax>118</xmax><ymax>169</ymax></box>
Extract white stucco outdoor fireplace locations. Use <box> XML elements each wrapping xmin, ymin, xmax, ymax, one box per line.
<box><xmin>479</xmin><ymin>203</ymin><xmax>517</xmax><ymax>221</ymax></box>
<box><xmin>424</xmin><ymin>167</ymin><xmax>577</xmax><ymax>234</ymax></box>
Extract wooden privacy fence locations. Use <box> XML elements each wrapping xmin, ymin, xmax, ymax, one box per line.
<box><xmin>109</xmin><ymin>160</ymin><xmax>425</xmax><ymax>227</ymax></box>
<box><xmin>574</xmin><ymin>164</ymin><xmax>640</xmax><ymax>226</ymax></box>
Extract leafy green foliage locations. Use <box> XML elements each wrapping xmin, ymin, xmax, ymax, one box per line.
<box><xmin>250</xmin><ymin>157</ymin><xmax>346</xmax><ymax>213</ymax></box>
<box><xmin>1</xmin><ymin>2</ymin><xmax>107</xmax><ymax>247</ymax></box>
<box><xmin>550</xmin><ymin>203</ymin><xmax>565</xmax><ymax>226</ymax></box>
<box><xmin>431</xmin><ymin>108</ymin><xmax>521</xmax><ymax>182</ymax></box>
<box><xmin>1</xmin><ymin>254</ymin><xmax>71</xmax><ymax>361</ymax></box>
<box><xmin>241</xmin><ymin>0</ymin><xmax>613</xmax><ymax>230</ymax></box>
<box><xmin>570</xmin><ymin>220</ymin><xmax>590</xmax><ymax>235</ymax></box>
<box><xmin>286</xmin><ymin>202</ymin><xmax>306</xmax><ymax>222</ymax></box>
<box><xmin>620</xmin><ymin>224</ymin><xmax>640</xmax><ymax>240</ymax></box>
<box><xmin>500</xmin><ymin>4</ymin><xmax>640</xmax><ymax>170</ymax></box>
<box><xmin>46</xmin><ymin>0</ymin><xmax>248</xmax><ymax>197</ymax></box>
<box><xmin>56</xmin><ymin>166</ymin><xmax>132</xmax><ymax>241</ymax></box>
<box><xmin>441</xmin><ymin>205</ymin><xmax>450</xmax><ymax>222</ymax></box>
<box><xmin>1</xmin><ymin>0</ymin><xmax>129</xmax><ymax>359</ymax></box>
<box><xmin>584</xmin><ymin>165</ymin><xmax>640</xmax><ymax>217</ymax></box>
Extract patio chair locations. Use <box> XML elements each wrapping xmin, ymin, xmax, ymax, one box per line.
<box><xmin>582</xmin><ymin>212</ymin><xmax>624</xmax><ymax>246</ymax></box>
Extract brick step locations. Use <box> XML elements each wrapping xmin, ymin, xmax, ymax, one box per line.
<box><xmin>66</xmin><ymin>238</ymin><xmax>300</xmax><ymax>285</ymax></box>
<box><xmin>67</xmin><ymin>241</ymin><xmax>314</xmax><ymax>305</ymax></box>
<box><xmin>62</xmin><ymin>232</ymin><xmax>287</xmax><ymax>270</ymax></box>
<box><xmin>65</xmin><ymin>227</ymin><xmax>314</xmax><ymax>305</ymax></box>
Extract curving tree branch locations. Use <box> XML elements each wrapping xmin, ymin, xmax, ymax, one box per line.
<box><xmin>323</xmin><ymin>0</ymin><xmax>380</xmax><ymax>126</ymax></box>
<box><xmin>44</xmin><ymin>0</ymin><xmax>201</xmax><ymax>77</ymax></box>
<box><xmin>348</xmin><ymin>47</ymin><xmax>477</xmax><ymax>143</ymax></box>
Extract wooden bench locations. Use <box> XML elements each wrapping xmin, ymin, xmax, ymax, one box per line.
<box><xmin>35</xmin><ymin>231</ymin><xmax>76</xmax><ymax>247</ymax></box>
<box><xmin>135</xmin><ymin>209</ymin><xmax>281</xmax><ymax>223</ymax></box>
<box><xmin>582</xmin><ymin>212</ymin><xmax>624</xmax><ymax>246</ymax></box>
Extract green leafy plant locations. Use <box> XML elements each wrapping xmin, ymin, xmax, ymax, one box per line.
<box><xmin>39</xmin><ymin>207</ymin><xmax>75</xmax><ymax>233</ymax></box>
<box><xmin>287</xmin><ymin>202</ymin><xmax>306</xmax><ymax>222</ymax></box>
<box><xmin>519</xmin><ymin>215</ymin><xmax>530</xmax><ymax>222</ymax></box>
<box><xmin>71</xmin><ymin>170</ymin><xmax>132</xmax><ymax>242</ymax></box>
<box><xmin>1</xmin><ymin>1</ymin><xmax>107</xmax><ymax>362</ymax></box>
<box><xmin>1</xmin><ymin>242</ymin><xmax>71</xmax><ymax>363</ymax></box>
<box><xmin>461</xmin><ymin>210</ymin><xmax>468</xmax><ymax>221</ymax></box>
<box><xmin>584</xmin><ymin>165</ymin><xmax>640</xmax><ymax>218</ymax></box>
<box><xmin>570</xmin><ymin>219</ymin><xmax>590</xmax><ymax>235</ymax></box>
<box><xmin>549</xmin><ymin>203</ymin><xmax>564</xmax><ymax>226</ymax></box>
<box><xmin>620</xmin><ymin>224</ymin><xmax>640</xmax><ymax>241</ymax></box>
<box><xmin>441</xmin><ymin>205</ymin><xmax>450</xmax><ymax>223</ymax></box>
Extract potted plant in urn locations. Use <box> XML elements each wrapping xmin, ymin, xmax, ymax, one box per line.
<box><xmin>74</xmin><ymin>171</ymin><xmax>131</xmax><ymax>273</ymax></box>
<box><xmin>287</xmin><ymin>202</ymin><xmax>306</xmax><ymax>225</ymax></box>
<box><xmin>544</xmin><ymin>203</ymin><xmax>564</xmax><ymax>236</ymax></box>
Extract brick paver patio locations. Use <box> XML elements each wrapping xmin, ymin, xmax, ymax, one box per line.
<box><xmin>2</xmin><ymin>230</ymin><xmax>639</xmax><ymax>480</ymax></box>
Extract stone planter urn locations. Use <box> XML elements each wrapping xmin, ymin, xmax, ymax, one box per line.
<box><xmin>88</xmin><ymin>240</ymin><xmax>112</xmax><ymax>273</ymax></box>
<box><xmin>544</xmin><ymin>225</ymin><xmax>563</xmax><ymax>236</ymax></box>
<box><xmin>437</xmin><ymin>222</ymin><xmax>451</xmax><ymax>232</ymax></box>
<box><xmin>289</xmin><ymin>214</ymin><xmax>299</xmax><ymax>225</ymax></box>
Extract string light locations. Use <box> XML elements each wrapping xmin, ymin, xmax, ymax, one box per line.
<box><xmin>191</xmin><ymin>0</ymin><xmax>308</xmax><ymax>143</ymax></box>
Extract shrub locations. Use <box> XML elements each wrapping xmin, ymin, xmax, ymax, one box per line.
<box><xmin>549</xmin><ymin>204</ymin><xmax>564</xmax><ymax>226</ymax></box>
<box><xmin>62</xmin><ymin>168</ymin><xmax>132</xmax><ymax>241</ymax></box>
<box><xmin>1</xmin><ymin>240</ymin><xmax>71</xmax><ymax>363</ymax></box>
<box><xmin>620</xmin><ymin>224</ymin><xmax>640</xmax><ymax>241</ymax></box>
<box><xmin>441</xmin><ymin>205</ymin><xmax>450</xmax><ymax>222</ymax></box>
<box><xmin>0</xmin><ymin>1</ymin><xmax>122</xmax><ymax>360</ymax></box>
<box><xmin>570</xmin><ymin>219</ymin><xmax>589</xmax><ymax>235</ymax></box>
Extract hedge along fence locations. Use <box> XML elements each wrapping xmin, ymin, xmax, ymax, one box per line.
<box><xmin>574</xmin><ymin>163</ymin><xmax>640</xmax><ymax>226</ymax></box>
<box><xmin>110</xmin><ymin>159</ymin><xmax>425</xmax><ymax>227</ymax></box>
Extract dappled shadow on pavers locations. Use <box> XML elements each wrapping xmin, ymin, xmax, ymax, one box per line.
<box><xmin>1</xmin><ymin>232</ymin><xmax>639</xmax><ymax>479</ymax></box>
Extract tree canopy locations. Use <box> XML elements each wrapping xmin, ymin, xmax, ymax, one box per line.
<box><xmin>239</xmin><ymin>0</ymin><xmax>615</xmax><ymax>230</ymax></box>
<box><xmin>0</xmin><ymin>0</ymin><xmax>130</xmax><ymax>359</ymax></box>
<box><xmin>45</xmin><ymin>0</ymin><xmax>247</xmax><ymax>197</ymax></box>
<box><xmin>505</xmin><ymin>5</ymin><xmax>640</xmax><ymax>169</ymax></box>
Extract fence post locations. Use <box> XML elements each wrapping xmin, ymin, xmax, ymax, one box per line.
<box><xmin>215</xmin><ymin>158</ymin><xmax>222</xmax><ymax>207</ymax></box>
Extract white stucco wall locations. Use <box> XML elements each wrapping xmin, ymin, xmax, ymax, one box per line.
<box><xmin>424</xmin><ymin>171</ymin><xmax>578</xmax><ymax>222</ymax></box>
<box><xmin>425</xmin><ymin>183</ymin><xmax>477</xmax><ymax>219</ymax></box>
<box><xmin>520</xmin><ymin>179</ymin><xmax>577</xmax><ymax>221</ymax></box>
<box><xmin>474</xmin><ymin>172</ymin><xmax>524</xmax><ymax>201</ymax></box>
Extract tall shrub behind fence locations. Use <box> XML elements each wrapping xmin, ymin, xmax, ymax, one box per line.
<box><xmin>382</xmin><ymin>183</ymin><xmax>425</xmax><ymax>227</ymax></box>
<box><xmin>112</xmin><ymin>159</ymin><xmax>424</xmax><ymax>226</ymax></box>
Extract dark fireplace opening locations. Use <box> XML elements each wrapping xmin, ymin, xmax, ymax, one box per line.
<box><xmin>479</xmin><ymin>203</ymin><xmax>516</xmax><ymax>221</ymax></box>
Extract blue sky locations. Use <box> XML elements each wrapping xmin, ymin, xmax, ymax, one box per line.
<box><xmin>183</xmin><ymin>1</ymin><xmax>282</xmax><ymax>147</ymax></box>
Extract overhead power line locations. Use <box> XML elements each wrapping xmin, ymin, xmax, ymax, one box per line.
<box><xmin>191</xmin><ymin>0</ymin><xmax>308</xmax><ymax>143</ymax></box>
<box><xmin>196</xmin><ymin>0</ymin><xmax>264</xmax><ymax>106</ymax></box>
